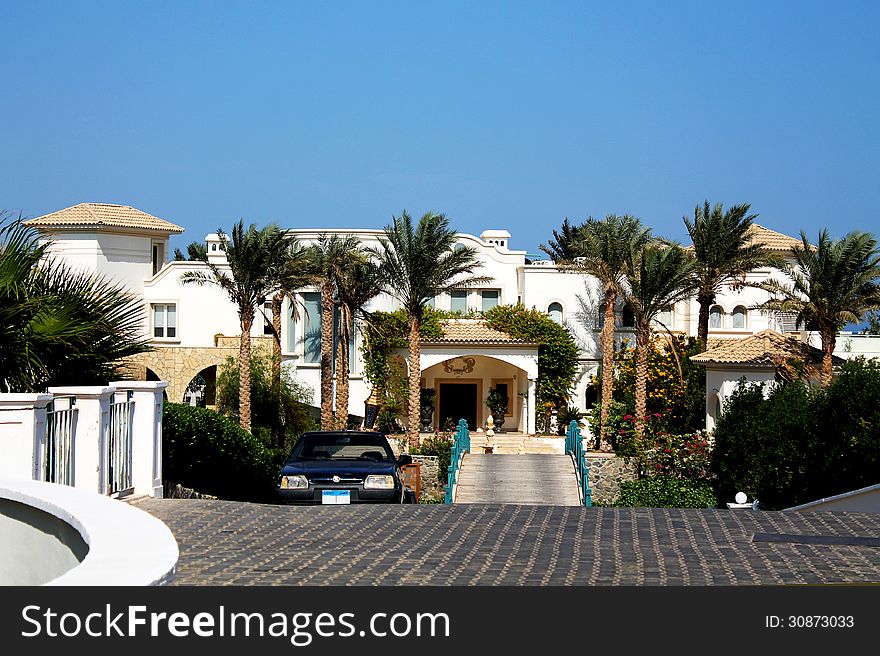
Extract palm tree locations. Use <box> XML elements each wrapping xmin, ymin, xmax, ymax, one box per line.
<box><xmin>173</xmin><ymin>241</ymin><xmax>208</xmax><ymax>261</ymax></box>
<box><xmin>312</xmin><ymin>233</ymin><xmax>366</xmax><ymax>429</ymax></box>
<box><xmin>685</xmin><ymin>201</ymin><xmax>777</xmax><ymax>350</ymax></box>
<box><xmin>756</xmin><ymin>230</ymin><xmax>880</xmax><ymax>386</ymax></box>
<box><xmin>264</xmin><ymin>239</ymin><xmax>320</xmax><ymax>445</ymax></box>
<box><xmin>334</xmin><ymin>259</ymin><xmax>382</xmax><ymax>429</ymax></box>
<box><xmin>370</xmin><ymin>210</ymin><xmax>489</xmax><ymax>444</ymax></box>
<box><xmin>625</xmin><ymin>243</ymin><xmax>699</xmax><ymax>441</ymax></box>
<box><xmin>181</xmin><ymin>220</ymin><xmax>294</xmax><ymax>432</ymax></box>
<box><xmin>0</xmin><ymin>214</ymin><xmax>150</xmax><ymax>392</ymax></box>
<box><xmin>543</xmin><ymin>214</ymin><xmax>650</xmax><ymax>450</ymax></box>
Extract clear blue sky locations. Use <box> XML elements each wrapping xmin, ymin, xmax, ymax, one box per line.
<box><xmin>2</xmin><ymin>0</ymin><xmax>878</xmax><ymax>256</ymax></box>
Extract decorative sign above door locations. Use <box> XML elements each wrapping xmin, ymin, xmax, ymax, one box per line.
<box><xmin>442</xmin><ymin>357</ymin><xmax>476</xmax><ymax>376</ymax></box>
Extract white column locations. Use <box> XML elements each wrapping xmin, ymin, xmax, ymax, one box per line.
<box><xmin>0</xmin><ymin>394</ymin><xmax>52</xmax><ymax>480</ymax></box>
<box><xmin>49</xmin><ymin>386</ymin><xmax>112</xmax><ymax>494</ymax></box>
<box><xmin>111</xmin><ymin>381</ymin><xmax>168</xmax><ymax>498</ymax></box>
<box><xmin>527</xmin><ymin>378</ymin><xmax>537</xmax><ymax>435</ymax></box>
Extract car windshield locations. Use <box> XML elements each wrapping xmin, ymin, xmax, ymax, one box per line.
<box><xmin>291</xmin><ymin>434</ymin><xmax>393</xmax><ymax>462</ymax></box>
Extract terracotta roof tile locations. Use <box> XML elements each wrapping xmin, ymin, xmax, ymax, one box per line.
<box><xmin>691</xmin><ymin>329</ymin><xmax>842</xmax><ymax>365</ymax></box>
<box><xmin>422</xmin><ymin>319</ymin><xmax>536</xmax><ymax>345</ymax></box>
<box><xmin>24</xmin><ymin>203</ymin><xmax>184</xmax><ymax>234</ymax></box>
<box><xmin>746</xmin><ymin>224</ymin><xmax>803</xmax><ymax>252</ymax></box>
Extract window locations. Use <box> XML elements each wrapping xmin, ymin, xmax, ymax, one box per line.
<box><xmin>655</xmin><ymin>310</ymin><xmax>672</xmax><ymax>328</ymax></box>
<box><xmin>263</xmin><ymin>301</ymin><xmax>274</xmax><ymax>335</ymax></box>
<box><xmin>425</xmin><ymin>295</ymin><xmax>435</xmax><ymax>309</ymax></box>
<box><xmin>151</xmin><ymin>303</ymin><xmax>176</xmax><ymax>338</ymax></box>
<box><xmin>709</xmin><ymin>305</ymin><xmax>723</xmax><ymax>329</ymax></box>
<box><xmin>584</xmin><ymin>385</ymin><xmax>599</xmax><ymax>410</ymax></box>
<box><xmin>732</xmin><ymin>306</ymin><xmax>747</xmax><ymax>329</ymax></box>
<box><xmin>481</xmin><ymin>290</ymin><xmax>499</xmax><ymax>312</ymax></box>
<box><xmin>302</xmin><ymin>292</ymin><xmax>321</xmax><ymax>363</ymax></box>
<box><xmin>622</xmin><ymin>305</ymin><xmax>635</xmax><ymax>328</ymax></box>
<box><xmin>450</xmin><ymin>290</ymin><xmax>468</xmax><ymax>313</ymax></box>
<box><xmin>548</xmin><ymin>302</ymin><xmax>563</xmax><ymax>323</ymax></box>
<box><xmin>151</xmin><ymin>242</ymin><xmax>165</xmax><ymax>276</ymax></box>
<box><xmin>285</xmin><ymin>300</ymin><xmax>297</xmax><ymax>353</ymax></box>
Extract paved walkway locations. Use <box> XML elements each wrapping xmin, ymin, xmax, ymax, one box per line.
<box><xmin>134</xmin><ymin>499</ymin><xmax>880</xmax><ymax>586</ymax></box>
<box><xmin>454</xmin><ymin>454</ymin><xmax>581</xmax><ymax>505</ymax></box>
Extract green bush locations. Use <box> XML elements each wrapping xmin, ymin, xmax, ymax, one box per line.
<box><xmin>216</xmin><ymin>352</ymin><xmax>316</xmax><ymax>451</ymax></box>
<box><xmin>410</xmin><ymin>434</ymin><xmax>453</xmax><ymax>482</ymax></box>
<box><xmin>812</xmin><ymin>358</ymin><xmax>880</xmax><ymax>495</ymax></box>
<box><xmin>711</xmin><ymin>379</ymin><xmax>817</xmax><ymax>510</ymax></box>
<box><xmin>710</xmin><ymin>360</ymin><xmax>880</xmax><ymax>510</ymax></box>
<box><xmin>617</xmin><ymin>476</ymin><xmax>717</xmax><ymax>508</ymax></box>
<box><xmin>163</xmin><ymin>403</ymin><xmax>280</xmax><ymax>502</ymax></box>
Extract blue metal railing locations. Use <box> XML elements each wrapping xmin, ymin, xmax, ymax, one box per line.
<box><xmin>444</xmin><ymin>419</ymin><xmax>471</xmax><ymax>503</ymax></box>
<box><xmin>565</xmin><ymin>419</ymin><xmax>592</xmax><ymax>507</ymax></box>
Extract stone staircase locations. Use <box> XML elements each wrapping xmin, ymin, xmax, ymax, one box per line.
<box><xmin>453</xmin><ymin>453</ymin><xmax>581</xmax><ymax>505</ymax></box>
<box><xmin>467</xmin><ymin>432</ymin><xmax>565</xmax><ymax>455</ymax></box>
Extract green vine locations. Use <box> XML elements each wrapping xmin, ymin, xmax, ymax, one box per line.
<box><xmin>361</xmin><ymin>308</ymin><xmax>446</xmax><ymax>424</ymax></box>
<box><xmin>361</xmin><ymin>304</ymin><xmax>579</xmax><ymax>422</ymax></box>
<box><xmin>484</xmin><ymin>304</ymin><xmax>579</xmax><ymax>408</ymax></box>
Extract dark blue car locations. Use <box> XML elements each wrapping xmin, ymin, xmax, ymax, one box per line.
<box><xmin>277</xmin><ymin>431</ymin><xmax>416</xmax><ymax>505</ymax></box>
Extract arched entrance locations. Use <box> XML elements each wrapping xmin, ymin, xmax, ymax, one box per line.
<box><xmin>419</xmin><ymin>354</ymin><xmax>532</xmax><ymax>432</ymax></box>
<box><xmin>183</xmin><ymin>365</ymin><xmax>218</xmax><ymax>407</ymax></box>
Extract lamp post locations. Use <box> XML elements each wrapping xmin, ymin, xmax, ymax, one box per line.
<box><xmin>363</xmin><ymin>388</ymin><xmax>381</xmax><ymax>429</ymax></box>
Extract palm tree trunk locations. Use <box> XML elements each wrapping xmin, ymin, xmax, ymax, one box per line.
<box><xmin>407</xmin><ymin>315</ymin><xmax>422</xmax><ymax>446</ymax></box>
<box><xmin>697</xmin><ymin>294</ymin><xmax>712</xmax><ymax>351</ymax></box>
<box><xmin>239</xmin><ymin>313</ymin><xmax>254</xmax><ymax>433</ymax></box>
<box><xmin>271</xmin><ymin>293</ymin><xmax>283</xmax><ymax>447</ymax></box>
<box><xmin>335</xmin><ymin>306</ymin><xmax>351</xmax><ymax>430</ymax></box>
<box><xmin>599</xmin><ymin>290</ymin><xmax>616</xmax><ymax>451</ymax></box>
<box><xmin>320</xmin><ymin>281</ymin><xmax>335</xmax><ymax>429</ymax></box>
<box><xmin>820</xmin><ymin>329</ymin><xmax>836</xmax><ymax>387</ymax></box>
<box><xmin>634</xmin><ymin>326</ymin><xmax>649</xmax><ymax>444</ymax></box>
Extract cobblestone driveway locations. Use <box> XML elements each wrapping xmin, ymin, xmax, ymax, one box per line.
<box><xmin>134</xmin><ymin>499</ymin><xmax>880</xmax><ymax>586</ymax></box>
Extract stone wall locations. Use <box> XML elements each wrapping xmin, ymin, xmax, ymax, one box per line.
<box><xmin>585</xmin><ymin>453</ymin><xmax>638</xmax><ymax>506</ymax></box>
<box><xmin>410</xmin><ymin>455</ymin><xmax>443</xmax><ymax>501</ymax></box>
<box><xmin>124</xmin><ymin>335</ymin><xmax>274</xmax><ymax>404</ymax></box>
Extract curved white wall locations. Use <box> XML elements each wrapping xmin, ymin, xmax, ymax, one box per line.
<box><xmin>0</xmin><ymin>478</ymin><xmax>179</xmax><ymax>586</ymax></box>
<box><xmin>0</xmin><ymin>498</ymin><xmax>88</xmax><ymax>585</ymax></box>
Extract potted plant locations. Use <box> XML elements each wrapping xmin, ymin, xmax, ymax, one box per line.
<box><xmin>484</xmin><ymin>386</ymin><xmax>509</xmax><ymax>432</ymax></box>
<box><xmin>419</xmin><ymin>388</ymin><xmax>436</xmax><ymax>432</ymax></box>
<box><xmin>556</xmin><ymin>405</ymin><xmax>582</xmax><ymax>435</ymax></box>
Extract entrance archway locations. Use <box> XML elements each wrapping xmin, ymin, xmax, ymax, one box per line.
<box><xmin>420</xmin><ymin>354</ymin><xmax>529</xmax><ymax>432</ymax></box>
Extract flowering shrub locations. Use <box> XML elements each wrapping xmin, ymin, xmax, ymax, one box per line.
<box><xmin>645</xmin><ymin>430</ymin><xmax>712</xmax><ymax>479</ymax></box>
<box><xmin>612</xmin><ymin>335</ymin><xmax>706</xmax><ymax>434</ymax></box>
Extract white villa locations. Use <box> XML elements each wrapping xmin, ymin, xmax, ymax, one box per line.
<box><xmin>23</xmin><ymin>202</ymin><xmax>880</xmax><ymax>433</ymax></box>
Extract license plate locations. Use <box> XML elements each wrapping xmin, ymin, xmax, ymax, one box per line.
<box><xmin>322</xmin><ymin>490</ymin><xmax>350</xmax><ymax>505</ymax></box>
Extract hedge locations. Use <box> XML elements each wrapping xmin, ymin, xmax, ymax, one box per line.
<box><xmin>617</xmin><ymin>476</ymin><xmax>718</xmax><ymax>508</ymax></box>
<box><xmin>163</xmin><ymin>403</ymin><xmax>282</xmax><ymax>502</ymax></box>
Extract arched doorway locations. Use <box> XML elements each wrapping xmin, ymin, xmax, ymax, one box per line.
<box><xmin>183</xmin><ymin>366</ymin><xmax>217</xmax><ymax>408</ymax></box>
<box><xmin>420</xmin><ymin>355</ymin><xmax>528</xmax><ymax>432</ymax></box>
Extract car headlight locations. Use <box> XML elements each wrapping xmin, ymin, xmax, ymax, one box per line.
<box><xmin>279</xmin><ymin>475</ymin><xmax>308</xmax><ymax>490</ymax></box>
<box><xmin>364</xmin><ymin>475</ymin><xmax>395</xmax><ymax>489</ymax></box>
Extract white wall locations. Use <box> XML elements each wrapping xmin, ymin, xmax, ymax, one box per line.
<box><xmin>144</xmin><ymin>261</ymin><xmax>255</xmax><ymax>346</ymax></box>
<box><xmin>43</xmin><ymin>231</ymin><xmax>161</xmax><ymax>294</ymax></box>
<box><xmin>705</xmin><ymin>366</ymin><xmax>777</xmax><ymax>432</ymax></box>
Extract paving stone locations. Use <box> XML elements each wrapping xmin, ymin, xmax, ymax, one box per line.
<box><xmin>132</xmin><ymin>499</ymin><xmax>880</xmax><ymax>586</ymax></box>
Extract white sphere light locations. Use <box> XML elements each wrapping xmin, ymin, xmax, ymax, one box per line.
<box><xmin>735</xmin><ymin>492</ymin><xmax>748</xmax><ymax>504</ymax></box>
